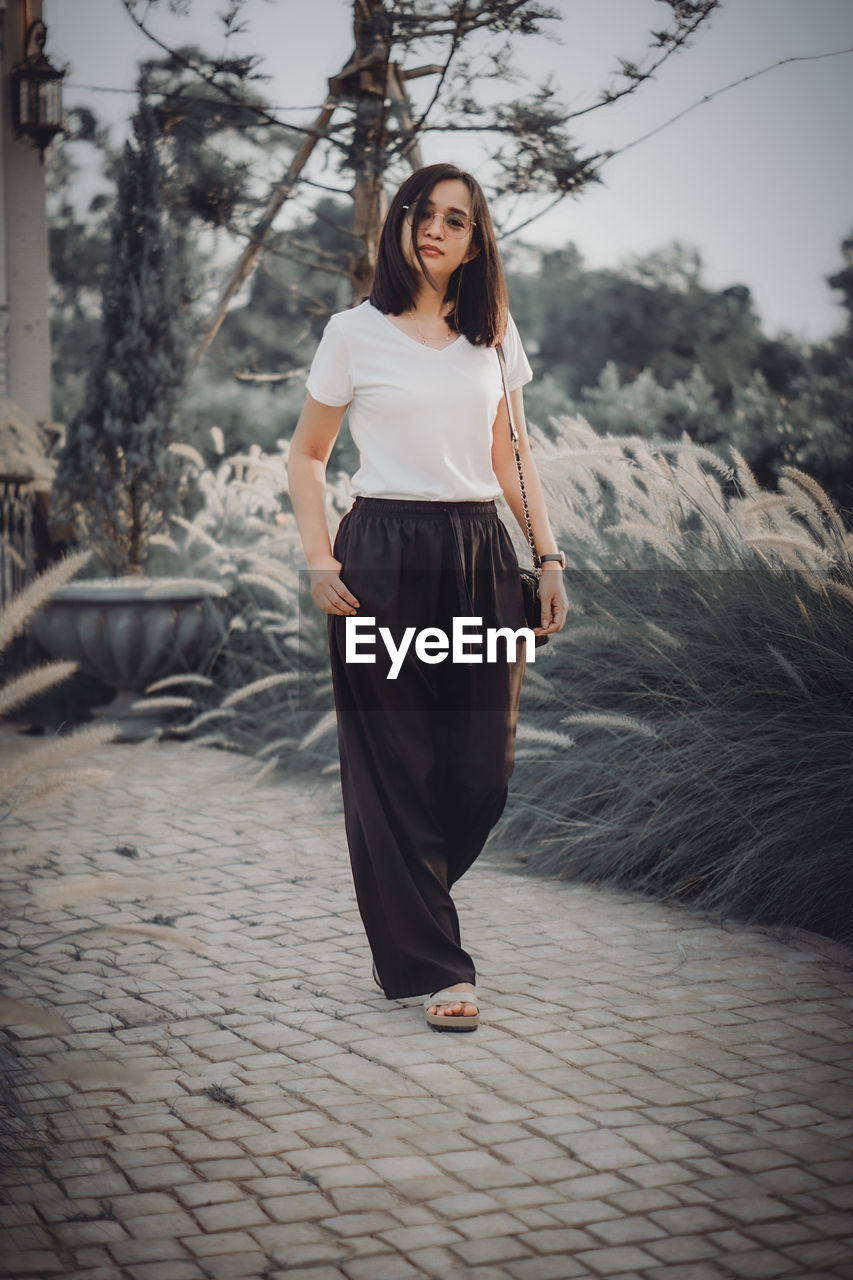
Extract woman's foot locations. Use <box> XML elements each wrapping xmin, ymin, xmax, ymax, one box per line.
<box><xmin>425</xmin><ymin>983</ymin><xmax>479</xmax><ymax>1030</ymax></box>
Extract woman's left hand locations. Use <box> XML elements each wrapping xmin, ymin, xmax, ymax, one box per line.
<box><xmin>535</xmin><ymin>566</ymin><xmax>569</xmax><ymax>637</ymax></box>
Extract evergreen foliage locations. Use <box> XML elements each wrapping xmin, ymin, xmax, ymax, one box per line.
<box><xmin>50</xmin><ymin>101</ymin><xmax>191</xmax><ymax>575</ymax></box>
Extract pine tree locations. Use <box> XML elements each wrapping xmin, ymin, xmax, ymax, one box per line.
<box><xmin>50</xmin><ymin>99</ymin><xmax>190</xmax><ymax>574</ymax></box>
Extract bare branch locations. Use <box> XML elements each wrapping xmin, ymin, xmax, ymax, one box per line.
<box><xmin>191</xmin><ymin>97</ymin><xmax>338</xmax><ymax>367</ymax></box>
<box><xmin>606</xmin><ymin>44</ymin><xmax>853</xmax><ymax>162</ymax></box>
<box><xmin>497</xmin><ymin>190</ymin><xmax>570</xmax><ymax>239</ymax></box>
<box><xmin>387</xmin><ymin>0</ymin><xmax>469</xmax><ymax>164</ymax></box>
<box><xmin>311</xmin><ymin>205</ymin><xmax>362</xmax><ymax>242</ymax></box>
<box><xmin>251</xmin><ymin>238</ymin><xmax>354</xmax><ymax>282</ymax></box>
<box><xmin>121</xmin><ymin>1</ymin><xmax>328</xmax><ymax>139</ymax></box>
<box><xmin>565</xmin><ymin>0</ymin><xmax>721</xmax><ymax>121</ymax></box>
<box><xmin>495</xmin><ymin>44</ymin><xmax>853</xmax><ymax>241</ymax></box>
<box><xmin>397</xmin><ymin>63</ymin><xmax>445</xmax><ymax>80</ymax></box>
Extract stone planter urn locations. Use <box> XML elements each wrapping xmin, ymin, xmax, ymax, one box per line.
<box><xmin>31</xmin><ymin>577</ymin><xmax>228</xmax><ymax>740</ymax></box>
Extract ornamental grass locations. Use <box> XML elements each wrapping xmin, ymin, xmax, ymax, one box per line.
<box><xmin>143</xmin><ymin>432</ymin><xmax>344</xmax><ymax>782</ymax></box>
<box><xmin>154</xmin><ymin>419</ymin><xmax>853</xmax><ymax>946</ymax></box>
<box><xmin>496</xmin><ymin>419</ymin><xmax>853</xmax><ymax>947</ymax></box>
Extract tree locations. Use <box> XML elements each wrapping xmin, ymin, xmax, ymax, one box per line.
<box><xmin>50</xmin><ymin>101</ymin><xmax>191</xmax><ymax>574</ymax></box>
<box><xmin>46</xmin><ymin>107</ymin><xmax>116</xmax><ymax>422</ymax></box>
<box><xmin>825</xmin><ymin>230</ymin><xmax>853</xmax><ymax>361</ymax></box>
<box><xmin>120</xmin><ymin>0</ymin><xmax>721</xmax><ymax>366</ymax></box>
<box><xmin>507</xmin><ymin>241</ymin><xmax>772</xmax><ymax>406</ymax></box>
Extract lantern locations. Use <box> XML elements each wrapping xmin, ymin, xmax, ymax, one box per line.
<box><xmin>10</xmin><ymin>19</ymin><xmax>66</xmax><ymax>159</ymax></box>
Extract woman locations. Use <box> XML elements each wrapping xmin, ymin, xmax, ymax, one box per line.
<box><xmin>288</xmin><ymin>162</ymin><xmax>568</xmax><ymax>1031</ymax></box>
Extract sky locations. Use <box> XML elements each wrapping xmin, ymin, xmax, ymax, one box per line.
<box><xmin>44</xmin><ymin>0</ymin><xmax>853</xmax><ymax>344</ymax></box>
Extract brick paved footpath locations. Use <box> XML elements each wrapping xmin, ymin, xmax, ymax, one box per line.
<box><xmin>1</xmin><ymin>730</ymin><xmax>852</xmax><ymax>1280</ymax></box>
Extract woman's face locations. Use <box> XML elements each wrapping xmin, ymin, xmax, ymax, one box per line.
<box><xmin>401</xmin><ymin>178</ymin><xmax>479</xmax><ymax>287</ymax></box>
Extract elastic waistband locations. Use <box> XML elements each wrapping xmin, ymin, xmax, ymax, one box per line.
<box><xmin>352</xmin><ymin>496</ymin><xmax>498</xmax><ymax>520</ymax></box>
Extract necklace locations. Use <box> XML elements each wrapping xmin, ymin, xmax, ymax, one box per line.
<box><xmin>406</xmin><ymin>310</ymin><xmax>456</xmax><ymax>347</ymax></box>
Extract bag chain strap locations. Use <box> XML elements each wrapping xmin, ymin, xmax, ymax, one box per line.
<box><xmin>496</xmin><ymin>343</ymin><xmax>540</xmax><ymax>571</ymax></box>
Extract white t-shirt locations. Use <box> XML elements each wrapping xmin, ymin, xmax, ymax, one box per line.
<box><xmin>305</xmin><ymin>300</ymin><xmax>533</xmax><ymax>501</ymax></box>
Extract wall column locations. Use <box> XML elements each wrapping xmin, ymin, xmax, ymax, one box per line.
<box><xmin>0</xmin><ymin>0</ymin><xmax>52</xmax><ymax>422</ymax></box>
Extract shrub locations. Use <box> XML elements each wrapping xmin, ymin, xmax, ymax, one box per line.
<box><xmin>141</xmin><ymin>431</ymin><xmax>348</xmax><ymax>780</ymax></box>
<box><xmin>496</xmin><ymin>418</ymin><xmax>853</xmax><ymax>946</ymax></box>
<box><xmin>49</xmin><ymin>100</ymin><xmax>190</xmax><ymax>574</ymax></box>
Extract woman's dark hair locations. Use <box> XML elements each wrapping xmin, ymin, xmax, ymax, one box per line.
<box><xmin>369</xmin><ymin>163</ymin><xmax>508</xmax><ymax>348</ymax></box>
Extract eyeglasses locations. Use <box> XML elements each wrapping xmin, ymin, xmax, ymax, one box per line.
<box><xmin>402</xmin><ymin>204</ymin><xmax>476</xmax><ymax>238</ymax></box>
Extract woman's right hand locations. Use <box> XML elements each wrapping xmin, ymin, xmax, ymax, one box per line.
<box><xmin>308</xmin><ymin>557</ymin><xmax>360</xmax><ymax>616</ymax></box>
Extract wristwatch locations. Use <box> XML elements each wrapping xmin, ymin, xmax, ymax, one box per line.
<box><xmin>539</xmin><ymin>552</ymin><xmax>566</xmax><ymax>569</ymax></box>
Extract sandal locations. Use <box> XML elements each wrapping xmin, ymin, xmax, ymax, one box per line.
<box><xmin>371</xmin><ymin>960</ymin><xmax>383</xmax><ymax>991</ymax></box>
<box><xmin>424</xmin><ymin>987</ymin><xmax>479</xmax><ymax>1032</ymax></box>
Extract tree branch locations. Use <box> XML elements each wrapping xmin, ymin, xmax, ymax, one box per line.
<box><xmin>191</xmin><ymin>97</ymin><xmax>338</xmax><ymax>367</ymax></box>
<box><xmin>387</xmin><ymin>0</ymin><xmax>469</xmax><ymax>163</ymax></box>
<box><xmin>494</xmin><ymin>45</ymin><xmax>853</xmax><ymax>241</ymax></box>
<box><xmin>605</xmin><ymin>45</ymin><xmax>853</xmax><ymax>162</ymax></box>
<box><xmin>564</xmin><ymin>1</ymin><xmax>721</xmax><ymax>121</ymax></box>
<box><xmin>121</xmin><ymin>1</ymin><xmax>328</xmax><ymax>139</ymax></box>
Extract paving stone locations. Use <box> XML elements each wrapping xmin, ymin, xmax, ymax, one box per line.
<box><xmin>59</xmin><ymin>1270</ymin><xmax>125</xmax><ymax>1280</ymax></box>
<box><xmin>646</xmin><ymin>1262</ymin><xmax>742</xmax><ymax>1280</ymax></box>
<box><xmin>708</xmin><ymin>1228</ymin><xmax>763</xmax><ymax>1253</ymax></box>
<box><xmin>124</xmin><ymin>1209</ymin><xmax>200</xmax><ymax>1238</ymax></box>
<box><xmin>174</xmin><ymin>1181</ymin><xmax>245</xmax><ymax>1207</ymax></box>
<box><xmin>445</xmin><ymin>1271</ymin><xmax>520</xmax><ymax>1280</ymax></box>
<box><xmin>546</xmin><ymin>1198</ymin><xmax>623</xmax><ymax>1227</ymax></box>
<box><xmin>574</xmin><ymin>1245</ymin><xmax>663</xmax><ymax>1274</ymax></box>
<box><xmin>320</xmin><ymin>1210</ymin><xmax>399</xmax><ymax>1237</ymax></box>
<box><xmin>0</xmin><ymin>1251</ymin><xmax>65</xmax><ymax>1274</ymax></box>
<box><xmin>196</xmin><ymin>1252</ymin><xmax>276</xmax><ymax>1279</ymax></box>
<box><xmin>511</xmin><ymin>1207</ymin><xmax>563</xmax><ymax>1231</ymax></box>
<box><xmin>644</xmin><ymin>1234</ymin><xmax>723</xmax><ymax>1264</ymax></box>
<box><xmin>192</xmin><ymin>1199</ymin><xmax>271</xmax><ymax>1230</ymax></box>
<box><xmin>716</xmin><ymin>1196</ymin><xmax>793</xmax><ymax>1223</ymax></box>
<box><xmin>261</xmin><ymin>1192</ymin><xmax>339</xmax><ymax>1223</ymax></box>
<box><xmin>379</xmin><ymin>1223</ymin><xmax>465</xmax><ymax>1250</ymax></box>
<box><xmin>367</xmin><ymin>1155</ymin><xmax>445</xmax><ymax>1181</ymax></box>
<box><xmin>125</xmin><ymin>1163</ymin><xmax>200</xmax><ymax>1191</ymax></box>
<box><xmin>182</xmin><ymin>1231</ymin><xmax>262</xmax><ymax>1257</ymax></box>
<box><xmin>623</xmin><ymin>1160</ymin><xmax>699</xmax><ymax>1189</ymax></box>
<box><xmin>4</xmin><ymin>735</ymin><xmax>853</xmax><ymax>1280</ymax></box>
<box><xmin>506</xmin><ymin>1259</ymin><xmax>593</xmax><ymax>1280</ymax></box>
<box><xmin>455</xmin><ymin>1165</ymin><xmax>536</xmax><ymax>1190</ymax></box>
<box><xmin>58</xmin><ymin>1171</ymin><xmax>134</xmax><ymax>1199</ymax></box>
<box><xmin>519</xmin><ymin>1227</ymin><xmax>597</xmax><ymax>1254</ymax></box>
<box><xmin>427</xmin><ymin>1191</ymin><xmax>502</xmax><ymax>1218</ymax></box>
<box><xmin>187</xmin><ymin>1157</ymin><xmax>263</xmax><ymax>1181</ymax></box>
<box><xmin>723</xmin><ymin>1253</ymin><xmax>801</xmax><ymax>1278</ymax></box>
<box><xmin>746</xmin><ymin>1220</ymin><xmax>822</xmax><ymax>1247</ymax></box>
<box><xmin>406</xmin><ymin>1245</ymin><xmax>468</xmax><ymax>1279</ymax></box>
<box><xmin>50</xmin><ymin>1220</ymin><xmax>129</xmax><ymax>1248</ymax></box>
<box><xmin>648</xmin><ymin>1205</ymin><xmax>731</xmax><ymax>1233</ymax></box>
<box><xmin>452</xmin><ymin>1211</ymin><xmax>527</xmax><ymax>1240</ymax></box>
<box><xmin>450</xmin><ymin>1234</ymin><xmax>532</xmax><ymax>1265</ymax></box>
<box><xmin>108</xmin><ymin>1236</ymin><xmax>195</xmax><ymax>1265</ymax></box>
<box><xmin>327</xmin><ymin>1185</ymin><xmax>403</xmax><ymax>1213</ymax></box>
<box><xmin>551</xmin><ymin>1172</ymin><xmax>634</xmax><ymax>1198</ymax></box>
<box><xmin>587</xmin><ymin>1215</ymin><xmax>668</xmax><ymax>1245</ymax></box>
<box><xmin>124</xmin><ymin>1263</ymin><xmax>207</xmax><ymax>1280</ymax></box>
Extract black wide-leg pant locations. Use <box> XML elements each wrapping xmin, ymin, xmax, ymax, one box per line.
<box><xmin>328</xmin><ymin>497</ymin><xmax>527</xmax><ymax>1000</ymax></box>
